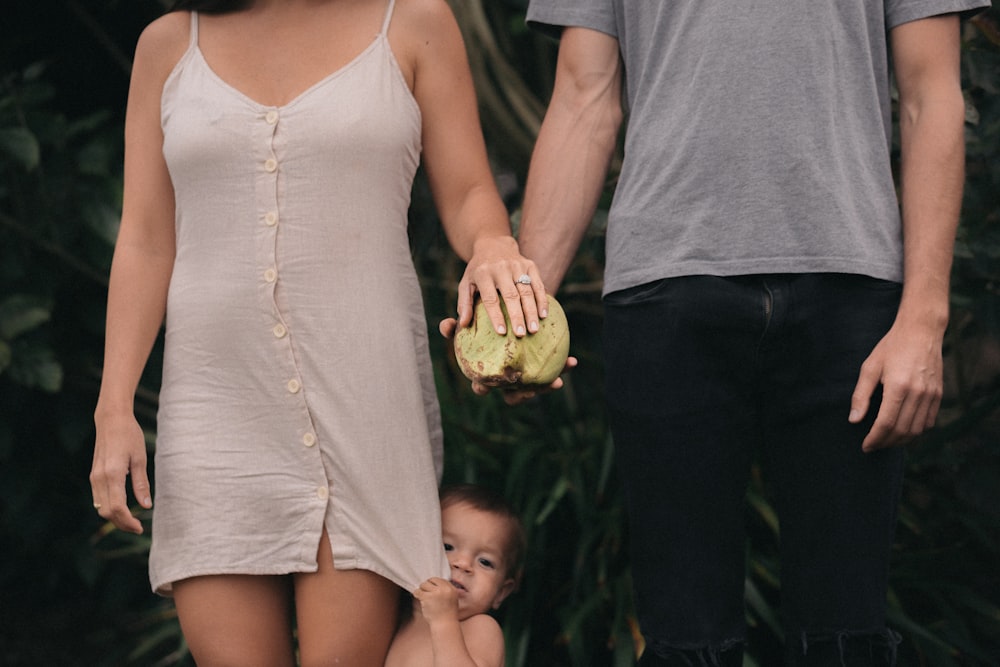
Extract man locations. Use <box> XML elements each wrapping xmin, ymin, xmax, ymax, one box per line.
<box><xmin>516</xmin><ymin>1</ymin><xmax>989</xmax><ymax>665</ymax></box>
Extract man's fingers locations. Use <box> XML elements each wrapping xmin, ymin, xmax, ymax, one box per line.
<box><xmin>849</xmin><ymin>370</ymin><xmax>877</xmax><ymax>425</ymax></box>
<box><xmin>866</xmin><ymin>407</ymin><xmax>898</xmax><ymax>451</ymax></box>
<box><xmin>862</xmin><ymin>372</ymin><xmax>943</xmax><ymax>451</ymax></box>
<box><xmin>439</xmin><ymin>317</ymin><xmax>458</xmax><ymax>340</ymax></box>
<box><xmin>925</xmin><ymin>393</ymin><xmax>942</xmax><ymax>430</ymax></box>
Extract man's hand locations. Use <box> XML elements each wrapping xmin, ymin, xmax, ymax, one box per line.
<box><xmin>849</xmin><ymin>318</ymin><xmax>944</xmax><ymax>451</ymax></box>
<box><xmin>439</xmin><ymin>318</ymin><xmax>578</xmax><ymax>405</ymax></box>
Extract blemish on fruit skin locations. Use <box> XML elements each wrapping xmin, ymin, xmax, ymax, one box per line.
<box><xmin>454</xmin><ymin>295</ymin><xmax>570</xmax><ymax>389</ymax></box>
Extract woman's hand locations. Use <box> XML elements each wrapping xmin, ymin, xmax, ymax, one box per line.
<box><xmin>90</xmin><ymin>410</ymin><xmax>152</xmax><ymax>534</ymax></box>
<box><xmin>456</xmin><ymin>235</ymin><xmax>548</xmax><ymax>338</ymax></box>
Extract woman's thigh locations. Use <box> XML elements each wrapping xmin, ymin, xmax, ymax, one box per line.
<box><xmin>172</xmin><ymin>574</ymin><xmax>295</xmax><ymax>667</ymax></box>
<box><xmin>293</xmin><ymin>527</ymin><xmax>401</xmax><ymax>667</ymax></box>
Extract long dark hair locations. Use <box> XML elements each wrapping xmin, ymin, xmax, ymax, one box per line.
<box><xmin>168</xmin><ymin>0</ymin><xmax>252</xmax><ymax>14</ymax></box>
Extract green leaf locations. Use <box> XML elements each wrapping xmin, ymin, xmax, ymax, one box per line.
<box><xmin>6</xmin><ymin>342</ymin><xmax>63</xmax><ymax>392</ymax></box>
<box><xmin>0</xmin><ymin>126</ymin><xmax>41</xmax><ymax>170</ymax></box>
<box><xmin>81</xmin><ymin>199</ymin><xmax>121</xmax><ymax>245</ymax></box>
<box><xmin>28</xmin><ymin>358</ymin><xmax>63</xmax><ymax>392</ymax></box>
<box><xmin>22</xmin><ymin>61</ymin><xmax>48</xmax><ymax>82</ymax></box>
<box><xmin>745</xmin><ymin>577</ymin><xmax>783</xmax><ymax>638</ymax></box>
<box><xmin>0</xmin><ymin>294</ymin><xmax>52</xmax><ymax>340</ymax></box>
<box><xmin>534</xmin><ymin>475</ymin><xmax>569</xmax><ymax>524</ymax></box>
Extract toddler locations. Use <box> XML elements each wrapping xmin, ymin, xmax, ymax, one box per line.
<box><xmin>385</xmin><ymin>484</ymin><xmax>526</xmax><ymax>667</ymax></box>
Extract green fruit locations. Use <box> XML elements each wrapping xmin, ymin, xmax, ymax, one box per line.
<box><xmin>454</xmin><ymin>294</ymin><xmax>570</xmax><ymax>387</ymax></box>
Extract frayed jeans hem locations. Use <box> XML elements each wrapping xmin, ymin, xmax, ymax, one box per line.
<box><xmin>792</xmin><ymin>628</ymin><xmax>902</xmax><ymax>666</ymax></box>
<box><xmin>640</xmin><ymin>636</ymin><xmax>745</xmax><ymax>667</ymax></box>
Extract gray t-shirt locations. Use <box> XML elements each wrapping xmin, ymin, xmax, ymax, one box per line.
<box><xmin>526</xmin><ymin>0</ymin><xmax>989</xmax><ymax>296</ymax></box>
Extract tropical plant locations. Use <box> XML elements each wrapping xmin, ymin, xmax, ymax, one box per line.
<box><xmin>1</xmin><ymin>1</ymin><xmax>999</xmax><ymax>666</ymax></box>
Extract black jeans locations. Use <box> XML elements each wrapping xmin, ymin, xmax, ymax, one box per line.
<box><xmin>604</xmin><ymin>274</ymin><xmax>905</xmax><ymax>667</ymax></box>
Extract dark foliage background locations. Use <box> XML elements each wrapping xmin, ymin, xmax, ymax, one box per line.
<box><xmin>1</xmin><ymin>1</ymin><xmax>998</xmax><ymax>665</ymax></box>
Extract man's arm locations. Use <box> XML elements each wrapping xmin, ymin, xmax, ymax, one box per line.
<box><xmin>518</xmin><ymin>26</ymin><xmax>624</xmax><ymax>292</ymax></box>
<box><xmin>850</xmin><ymin>14</ymin><xmax>967</xmax><ymax>451</ymax></box>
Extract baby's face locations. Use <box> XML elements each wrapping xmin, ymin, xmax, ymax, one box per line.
<box><xmin>441</xmin><ymin>502</ymin><xmax>515</xmax><ymax>620</ymax></box>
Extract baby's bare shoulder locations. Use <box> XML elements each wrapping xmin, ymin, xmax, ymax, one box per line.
<box><xmin>461</xmin><ymin>614</ymin><xmax>505</xmax><ymax>667</ymax></box>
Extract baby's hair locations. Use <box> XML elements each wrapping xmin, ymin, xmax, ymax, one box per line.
<box><xmin>440</xmin><ymin>483</ymin><xmax>527</xmax><ymax>587</ymax></box>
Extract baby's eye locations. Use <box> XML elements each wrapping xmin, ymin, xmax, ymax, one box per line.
<box><xmin>478</xmin><ymin>558</ymin><xmax>495</xmax><ymax>569</ymax></box>
<box><xmin>443</xmin><ymin>543</ymin><xmax>454</xmax><ymax>552</ymax></box>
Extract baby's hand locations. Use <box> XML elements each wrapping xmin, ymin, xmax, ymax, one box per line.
<box><xmin>413</xmin><ymin>577</ymin><xmax>459</xmax><ymax>624</ymax></box>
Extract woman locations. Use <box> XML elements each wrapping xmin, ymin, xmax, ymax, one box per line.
<box><xmin>89</xmin><ymin>0</ymin><xmax>546</xmax><ymax>664</ymax></box>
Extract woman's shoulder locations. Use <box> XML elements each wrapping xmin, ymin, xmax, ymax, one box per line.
<box><xmin>133</xmin><ymin>11</ymin><xmax>193</xmax><ymax>79</ymax></box>
<box><xmin>386</xmin><ymin>0</ymin><xmax>466</xmax><ymax>87</ymax></box>
<box><xmin>391</xmin><ymin>0</ymin><xmax>461</xmax><ymax>36</ymax></box>
<box><xmin>388</xmin><ymin>0</ymin><xmax>466</xmax><ymax>67</ymax></box>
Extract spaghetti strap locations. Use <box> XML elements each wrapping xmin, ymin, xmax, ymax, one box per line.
<box><xmin>380</xmin><ymin>0</ymin><xmax>396</xmax><ymax>35</ymax></box>
<box><xmin>189</xmin><ymin>11</ymin><xmax>199</xmax><ymax>48</ymax></box>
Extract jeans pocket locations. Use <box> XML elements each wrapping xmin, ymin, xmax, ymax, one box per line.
<box><xmin>604</xmin><ymin>278</ymin><xmax>673</xmax><ymax>307</ymax></box>
<box><xmin>829</xmin><ymin>273</ymin><xmax>901</xmax><ymax>294</ymax></box>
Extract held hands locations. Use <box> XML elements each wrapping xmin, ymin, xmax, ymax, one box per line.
<box><xmin>438</xmin><ymin>310</ymin><xmax>578</xmax><ymax>405</ymax></box>
<box><xmin>849</xmin><ymin>317</ymin><xmax>945</xmax><ymax>451</ymax></box>
<box><xmin>90</xmin><ymin>410</ymin><xmax>152</xmax><ymax>534</ymax></box>
<box><xmin>457</xmin><ymin>236</ymin><xmax>547</xmax><ymax>337</ymax></box>
<box><xmin>438</xmin><ymin>318</ymin><xmax>577</xmax><ymax>405</ymax></box>
<box><xmin>444</xmin><ymin>235</ymin><xmax>577</xmax><ymax>404</ymax></box>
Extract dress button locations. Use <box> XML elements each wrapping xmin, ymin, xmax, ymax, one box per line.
<box><xmin>273</xmin><ymin>323</ymin><xmax>287</xmax><ymax>338</ymax></box>
<box><xmin>265</xmin><ymin>211</ymin><xmax>278</xmax><ymax>226</ymax></box>
<box><xmin>317</xmin><ymin>486</ymin><xmax>329</xmax><ymax>500</ymax></box>
<box><xmin>264</xmin><ymin>158</ymin><xmax>278</xmax><ymax>172</ymax></box>
<box><xmin>265</xmin><ymin>110</ymin><xmax>279</xmax><ymax>124</ymax></box>
<box><xmin>264</xmin><ymin>268</ymin><xmax>277</xmax><ymax>282</ymax></box>
<box><xmin>287</xmin><ymin>379</ymin><xmax>301</xmax><ymax>394</ymax></box>
<box><xmin>303</xmin><ymin>433</ymin><xmax>317</xmax><ymax>447</ymax></box>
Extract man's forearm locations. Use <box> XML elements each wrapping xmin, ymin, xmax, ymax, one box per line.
<box><xmin>897</xmin><ymin>105</ymin><xmax>964</xmax><ymax>333</ymax></box>
<box><xmin>518</xmin><ymin>27</ymin><xmax>623</xmax><ymax>292</ymax></box>
<box><xmin>893</xmin><ymin>14</ymin><xmax>966</xmax><ymax>331</ymax></box>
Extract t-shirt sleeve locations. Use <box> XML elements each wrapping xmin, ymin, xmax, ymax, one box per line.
<box><xmin>525</xmin><ymin>0</ymin><xmax>618</xmax><ymax>39</ymax></box>
<box><xmin>885</xmin><ymin>0</ymin><xmax>991</xmax><ymax>30</ymax></box>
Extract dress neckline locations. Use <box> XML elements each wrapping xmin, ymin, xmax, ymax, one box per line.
<box><xmin>191</xmin><ymin>34</ymin><xmax>385</xmax><ymax>111</ymax></box>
